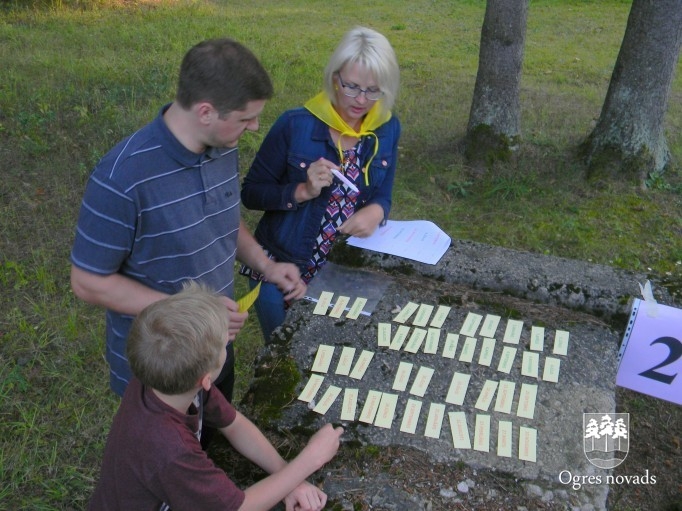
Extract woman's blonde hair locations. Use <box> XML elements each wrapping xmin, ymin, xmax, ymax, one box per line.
<box><xmin>127</xmin><ymin>281</ymin><xmax>229</xmax><ymax>395</ymax></box>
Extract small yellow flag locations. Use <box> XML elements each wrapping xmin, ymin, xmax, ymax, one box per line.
<box><xmin>237</xmin><ymin>281</ymin><xmax>261</xmax><ymax>313</ymax></box>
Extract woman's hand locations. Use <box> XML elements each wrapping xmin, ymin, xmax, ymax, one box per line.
<box><xmin>338</xmin><ymin>204</ymin><xmax>384</xmax><ymax>237</ymax></box>
<box><xmin>295</xmin><ymin>158</ymin><xmax>336</xmax><ymax>203</ymax></box>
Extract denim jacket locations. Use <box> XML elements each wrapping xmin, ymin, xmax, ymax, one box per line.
<box><xmin>241</xmin><ymin>106</ymin><xmax>401</xmax><ymax>269</ymax></box>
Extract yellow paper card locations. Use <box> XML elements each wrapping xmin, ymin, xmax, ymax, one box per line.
<box><xmin>473</xmin><ymin>414</ymin><xmax>491</xmax><ymax>452</ymax></box>
<box><xmin>479</xmin><ymin>314</ymin><xmax>501</xmax><ymax>338</ymax></box>
<box><xmin>393</xmin><ymin>301</ymin><xmax>419</xmax><ymax>323</ymax></box>
<box><xmin>424</xmin><ymin>328</ymin><xmax>441</xmax><ymax>354</ymax></box>
<box><xmin>298</xmin><ymin>374</ymin><xmax>324</xmax><ymax>402</ymax></box>
<box><xmin>348</xmin><ymin>350</ymin><xmax>374</xmax><ymax>380</ymax></box>
<box><xmin>404</xmin><ymin>327</ymin><xmax>427</xmax><ymax>353</ymax></box>
<box><xmin>237</xmin><ymin>281</ymin><xmax>261</xmax><ymax>313</ymax></box>
<box><xmin>313</xmin><ymin>291</ymin><xmax>334</xmax><ymax>315</ymax></box>
<box><xmin>358</xmin><ymin>390</ymin><xmax>382</xmax><ymax>423</ymax></box>
<box><xmin>374</xmin><ymin>393</ymin><xmax>399</xmax><ymax>429</ymax></box>
<box><xmin>409</xmin><ymin>366</ymin><xmax>435</xmax><ymax>397</ymax></box>
<box><xmin>478</xmin><ymin>337</ymin><xmax>496</xmax><ymax>367</ymax></box>
<box><xmin>329</xmin><ymin>295</ymin><xmax>350</xmax><ymax>318</ymax></box>
<box><xmin>553</xmin><ymin>329</ymin><xmax>570</xmax><ymax>356</ymax></box>
<box><xmin>341</xmin><ymin>388</ymin><xmax>358</xmax><ymax>421</ymax></box>
<box><xmin>530</xmin><ymin>325</ymin><xmax>545</xmax><ymax>352</ymax></box>
<box><xmin>502</xmin><ymin>319</ymin><xmax>524</xmax><ymax>344</ymax></box>
<box><xmin>335</xmin><ymin>346</ymin><xmax>356</xmax><ymax>376</ymax></box>
<box><xmin>389</xmin><ymin>325</ymin><xmax>410</xmax><ymax>351</ymax></box>
<box><xmin>459</xmin><ymin>336</ymin><xmax>478</xmax><ymax>363</ymax></box>
<box><xmin>430</xmin><ymin>305</ymin><xmax>451</xmax><ymax>328</ymax></box>
<box><xmin>313</xmin><ymin>385</ymin><xmax>342</xmax><ymax>415</ymax></box>
<box><xmin>442</xmin><ymin>333</ymin><xmax>460</xmax><ymax>359</ymax></box>
<box><xmin>377</xmin><ymin>322</ymin><xmax>392</xmax><ymax>347</ymax></box>
<box><xmin>412</xmin><ymin>303</ymin><xmax>434</xmax><ymax>327</ymax></box>
<box><xmin>519</xmin><ymin>426</ymin><xmax>538</xmax><ymax>462</ymax></box>
<box><xmin>497</xmin><ymin>420</ymin><xmax>513</xmax><ymax>458</ymax></box>
<box><xmin>311</xmin><ymin>344</ymin><xmax>335</xmax><ymax>374</ymax></box>
<box><xmin>494</xmin><ymin>380</ymin><xmax>516</xmax><ymax>414</ymax></box>
<box><xmin>517</xmin><ymin>383</ymin><xmax>538</xmax><ymax>419</ymax></box>
<box><xmin>474</xmin><ymin>380</ymin><xmax>499</xmax><ymax>411</ymax></box>
<box><xmin>400</xmin><ymin>399</ymin><xmax>423</xmax><ymax>434</ymax></box>
<box><xmin>521</xmin><ymin>351</ymin><xmax>539</xmax><ymax>378</ymax></box>
<box><xmin>445</xmin><ymin>372</ymin><xmax>471</xmax><ymax>405</ymax></box>
<box><xmin>542</xmin><ymin>357</ymin><xmax>561</xmax><ymax>383</ymax></box>
<box><xmin>460</xmin><ymin>312</ymin><xmax>483</xmax><ymax>337</ymax></box>
<box><xmin>424</xmin><ymin>403</ymin><xmax>446</xmax><ymax>439</ymax></box>
<box><xmin>392</xmin><ymin>361</ymin><xmax>414</xmax><ymax>392</ymax></box>
<box><xmin>449</xmin><ymin>411</ymin><xmax>472</xmax><ymax>449</ymax></box>
<box><xmin>346</xmin><ymin>297</ymin><xmax>367</xmax><ymax>320</ymax></box>
<box><xmin>497</xmin><ymin>346</ymin><xmax>517</xmax><ymax>374</ymax></box>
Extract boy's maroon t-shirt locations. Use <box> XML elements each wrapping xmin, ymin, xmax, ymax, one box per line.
<box><xmin>88</xmin><ymin>377</ymin><xmax>245</xmax><ymax>511</ymax></box>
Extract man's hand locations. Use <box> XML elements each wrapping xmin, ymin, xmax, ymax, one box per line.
<box><xmin>219</xmin><ymin>296</ymin><xmax>248</xmax><ymax>340</ymax></box>
<box><xmin>262</xmin><ymin>261</ymin><xmax>307</xmax><ymax>302</ymax></box>
<box><xmin>283</xmin><ymin>481</ymin><xmax>327</xmax><ymax>511</ymax></box>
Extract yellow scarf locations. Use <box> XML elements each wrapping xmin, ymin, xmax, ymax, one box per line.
<box><xmin>304</xmin><ymin>92</ymin><xmax>391</xmax><ymax>186</ymax></box>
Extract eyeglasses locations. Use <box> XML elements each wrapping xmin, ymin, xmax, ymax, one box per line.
<box><xmin>336</xmin><ymin>73</ymin><xmax>384</xmax><ymax>101</ymax></box>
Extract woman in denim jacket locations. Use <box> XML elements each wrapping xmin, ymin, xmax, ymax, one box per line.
<box><xmin>241</xmin><ymin>26</ymin><xmax>401</xmax><ymax>340</ymax></box>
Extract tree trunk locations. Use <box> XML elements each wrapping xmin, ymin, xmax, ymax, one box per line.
<box><xmin>581</xmin><ymin>0</ymin><xmax>682</xmax><ymax>185</ymax></box>
<box><xmin>465</xmin><ymin>0</ymin><xmax>529</xmax><ymax>167</ymax></box>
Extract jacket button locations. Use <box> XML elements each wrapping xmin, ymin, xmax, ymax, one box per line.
<box><xmin>287</xmin><ymin>202</ymin><xmax>293</xmax><ymax>209</ymax></box>
<box><xmin>382</xmin><ymin>160</ymin><xmax>388</xmax><ymax>167</ymax></box>
<box><xmin>300</xmin><ymin>162</ymin><xmax>306</xmax><ymax>168</ymax></box>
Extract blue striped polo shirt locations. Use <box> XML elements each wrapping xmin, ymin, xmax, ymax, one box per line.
<box><xmin>71</xmin><ymin>104</ymin><xmax>241</xmax><ymax>395</ymax></box>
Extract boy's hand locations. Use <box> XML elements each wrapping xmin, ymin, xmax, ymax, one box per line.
<box><xmin>303</xmin><ymin>423</ymin><xmax>344</xmax><ymax>469</ymax></box>
<box><xmin>283</xmin><ymin>481</ymin><xmax>326</xmax><ymax>511</ymax></box>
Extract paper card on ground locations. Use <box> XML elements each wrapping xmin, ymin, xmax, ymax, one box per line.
<box><xmin>503</xmin><ymin>319</ymin><xmax>524</xmax><ymax>344</ymax></box>
<box><xmin>430</xmin><ymin>305</ymin><xmax>451</xmax><ymax>328</ymax></box>
<box><xmin>442</xmin><ymin>333</ymin><xmax>460</xmax><ymax>359</ymax></box>
<box><xmin>479</xmin><ymin>314</ymin><xmax>501</xmax><ymax>338</ymax></box>
<box><xmin>460</xmin><ymin>312</ymin><xmax>483</xmax><ymax>337</ymax></box>
<box><xmin>392</xmin><ymin>361</ymin><xmax>414</xmax><ymax>392</ymax></box>
<box><xmin>404</xmin><ymin>327</ymin><xmax>427</xmax><ymax>353</ymax></box>
<box><xmin>424</xmin><ymin>403</ymin><xmax>446</xmax><ymax>439</ymax></box>
<box><xmin>377</xmin><ymin>322</ymin><xmax>392</xmax><ymax>347</ymax></box>
<box><xmin>424</xmin><ymin>328</ymin><xmax>441</xmax><ymax>354</ymax></box>
<box><xmin>449</xmin><ymin>411</ymin><xmax>471</xmax><ymax>449</ymax></box>
<box><xmin>329</xmin><ymin>295</ymin><xmax>350</xmax><ymax>318</ymax></box>
<box><xmin>473</xmin><ymin>414</ymin><xmax>491</xmax><ymax>452</ymax></box>
<box><xmin>298</xmin><ymin>374</ymin><xmax>324</xmax><ymax>402</ymax></box>
<box><xmin>311</xmin><ymin>345</ymin><xmax>335</xmax><ymax>373</ymax></box>
<box><xmin>349</xmin><ymin>350</ymin><xmax>374</xmax><ymax>380</ymax></box>
<box><xmin>478</xmin><ymin>337</ymin><xmax>496</xmax><ymax>366</ymax></box>
<box><xmin>445</xmin><ymin>372</ymin><xmax>471</xmax><ymax>405</ymax></box>
<box><xmin>409</xmin><ymin>366</ymin><xmax>435</xmax><ymax>397</ymax></box>
<box><xmin>413</xmin><ymin>303</ymin><xmax>434</xmax><ymax>327</ymax></box>
<box><xmin>519</xmin><ymin>426</ymin><xmax>538</xmax><ymax>462</ymax></box>
<box><xmin>389</xmin><ymin>325</ymin><xmax>411</xmax><ymax>351</ymax></box>
<box><xmin>553</xmin><ymin>329</ymin><xmax>570</xmax><ymax>356</ymax></box>
<box><xmin>358</xmin><ymin>390</ymin><xmax>382</xmax><ymax>423</ymax></box>
<box><xmin>313</xmin><ymin>291</ymin><xmax>334</xmax><ymax>315</ymax></box>
<box><xmin>497</xmin><ymin>420</ymin><xmax>513</xmax><ymax>458</ymax></box>
<box><xmin>346</xmin><ymin>297</ymin><xmax>367</xmax><ymax>320</ymax></box>
<box><xmin>517</xmin><ymin>383</ymin><xmax>538</xmax><ymax>419</ymax></box>
<box><xmin>335</xmin><ymin>346</ymin><xmax>356</xmax><ymax>376</ymax></box>
<box><xmin>494</xmin><ymin>380</ymin><xmax>516</xmax><ymax>414</ymax></box>
<box><xmin>474</xmin><ymin>380</ymin><xmax>499</xmax><ymax>411</ymax></box>
<box><xmin>393</xmin><ymin>301</ymin><xmax>419</xmax><ymax>323</ymax></box>
<box><xmin>312</xmin><ymin>385</ymin><xmax>342</xmax><ymax>415</ymax></box>
<box><xmin>400</xmin><ymin>399</ymin><xmax>423</xmax><ymax>434</ymax></box>
<box><xmin>542</xmin><ymin>357</ymin><xmax>561</xmax><ymax>383</ymax></box>
<box><xmin>341</xmin><ymin>388</ymin><xmax>358</xmax><ymax>421</ymax></box>
<box><xmin>530</xmin><ymin>326</ymin><xmax>545</xmax><ymax>352</ymax></box>
<box><xmin>497</xmin><ymin>346</ymin><xmax>517</xmax><ymax>374</ymax></box>
<box><xmin>521</xmin><ymin>351</ymin><xmax>540</xmax><ymax>378</ymax></box>
<box><xmin>374</xmin><ymin>393</ymin><xmax>399</xmax><ymax>429</ymax></box>
<box><xmin>459</xmin><ymin>336</ymin><xmax>478</xmax><ymax>363</ymax></box>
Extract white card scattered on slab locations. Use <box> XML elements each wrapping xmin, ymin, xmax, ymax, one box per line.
<box><xmin>393</xmin><ymin>301</ymin><xmax>419</xmax><ymax>323</ymax></box>
<box><xmin>503</xmin><ymin>319</ymin><xmax>523</xmax><ymax>344</ymax></box>
<box><xmin>329</xmin><ymin>295</ymin><xmax>350</xmax><ymax>318</ymax></box>
<box><xmin>298</xmin><ymin>374</ymin><xmax>324</xmax><ymax>402</ymax></box>
<box><xmin>335</xmin><ymin>346</ymin><xmax>356</xmax><ymax>376</ymax></box>
<box><xmin>424</xmin><ymin>328</ymin><xmax>441</xmax><ymax>354</ymax></box>
<box><xmin>530</xmin><ymin>326</ymin><xmax>545</xmax><ymax>351</ymax></box>
<box><xmin>341</xmin><ymin>388</ymin><xmax>358</xmax><ymax>421</ymax></box>
<box><xmin>313</xmin><ymin>291</ymin><xmax>334</xmax><ymax>315</ymax></box>
<box><xmin>553</xmin><ymin>329</ymin><xmax>570</xmax><ymax>356</ymax></box>
<box><xmin>494</xmin><ymin>380</ymin><xmax>516</xmax><ymax>414</ymax></box>
<box><xmin>400</xmin><ymin>398</ymin><xmax>423</xmax><ymax>434</ymax></box>
<box><xmin>346</xmin><ymin>297</ymin><xmax>367</xmax><ymax>320</ymax></box>
<box><xmin>460</xmin><ymin>312</ymin><xmax>483</xmax><ymax>337</ymax></box>
<box><xmin>404</xmin><ymin>327</ymin><xmax>427</xmax><ymax>353</ymax></box>
<box><xmin>449</xmin><ymin>411</ymin><xmax>471</xmax><ymax>449</ymax></box>
<box><xmin>445</xmin><ymin>372</ymin><xmax>471</xmax><ymax>405</ymax></box>
<box><xmin>392</xmin><ymin>361</ymin><xmax>414</xmax><ymax>392</ymax></box>
<box><xmin>430</xmin><ymin>305</ymin><xmax>451</xmax><ymax>328</ymax></box>
<box><xmin>497</xmin><ymin>346</ymin><xmax>517</xmax><ymax>374</ymax></box>
<box><xmin>442</xmin><ymin>333</ymin><xmax>460</xmax><ymax>359</ymax></box>
<box><xmin>542</xmin><ymin>357</ymin><xmax>561</xmax><ymax>383</ymax></box>
<box><xmin>349</xmin><ymin>350</ymin><xmax>374</xmax><ymax>380</ymax></box>
<box><xmin>474</xmin><ymin>380</ymin><xmax>499</xmax><ymax>411</ymax></box>
<box><xmin>480</xmin><ymin>314</ymin><xmax>501</xmax><ymax>338</ymax></box>
<box><xmin>358</xmin><ymin>390</ymin><xmax>382</xmax><ymax>423</ymax></box>
<box><xmin>473</xmin><ymin>414</ymin><xmax>491</xmax><ymax>452</ymax></box>
<box><xmin>497</xmin><ymin>420</ymin><xmax>513</xmax><ymax>458</ymax></box>
<box><xmin>413</xmin><ymin>303</ymin><xmax>434</xmax><ymax>327</ymax></box>
<box><xmin>377</xmin><ymin>322</ymin><xmax>392</xmax><ymax>347</ymax></box>
<box><xmin>374</xmin><ymin>393</ymin><xmax>399</xmax><ymax>429</ymax></box>
<box><xmin>311</xmin><ymin>345</ymin><xmax>335</xmax><ymax>373</ymax></box>
<box><xmin>519</xmin><ymin>426</ymin><xmax>538</xmax><ymax>462</ymax></box>
<box><xmin>409</xmin><ymin>366</ymin><xmax>435</xmax><ymax>397</ymax></box>
<box><xmin>459</xmin><ymin>336</ymin><xmax>478</xmax><ymax>363</ymax></box>
<box><xmin>478</xmin><ymin>337</ymin><xmax>496</xmax><ymax>366</ymax></box>
<box><xmin>389</xmin><ymin>325</ymin><xmax>411</xmax><ymax>351</ymax></box>
<box><xmin>517</xmin><ymin>383</ymin><xmax>538</xmax><ymax>419</ymax></box>
<box><xmin>521</xmin><ymin>351</ymin><xmax>540</xmax><ymax>378</ymax></box>
<box><xmin>424</xmin><ymin>403</ymin><xmax>446</xmax><ymax>439</ymax></box>
<box><xmin>312</xmin><ymin>385</ymin><xmax>342</xmax><ymax>415</ymax></box>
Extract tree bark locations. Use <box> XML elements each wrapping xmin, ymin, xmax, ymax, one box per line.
<box><xmin>581</xmin><ymin>0</ymin><xmax>682</xmax><ymax>185</ymax></box>
<box><xmin>465</xmin><ymin>0</ymin><xmax>529</xmax><ymax>167</ymax></box>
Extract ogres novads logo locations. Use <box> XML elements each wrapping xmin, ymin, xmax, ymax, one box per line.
<box><xmin>583</xmin><ymin>413</ymin><xmax>629</xmax><ymax>469</ymax></box>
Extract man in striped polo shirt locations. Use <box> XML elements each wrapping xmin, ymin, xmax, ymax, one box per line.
<box><xmin>70</xmin><ymin>38</ymin><xmax>306</xmax><ymax>402</ymax></box>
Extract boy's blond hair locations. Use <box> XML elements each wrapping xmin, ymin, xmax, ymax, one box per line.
<box><xmin>127</xmin><ymin>282</ymin><xmax>229</xmax><ymax>394</ymax></box>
